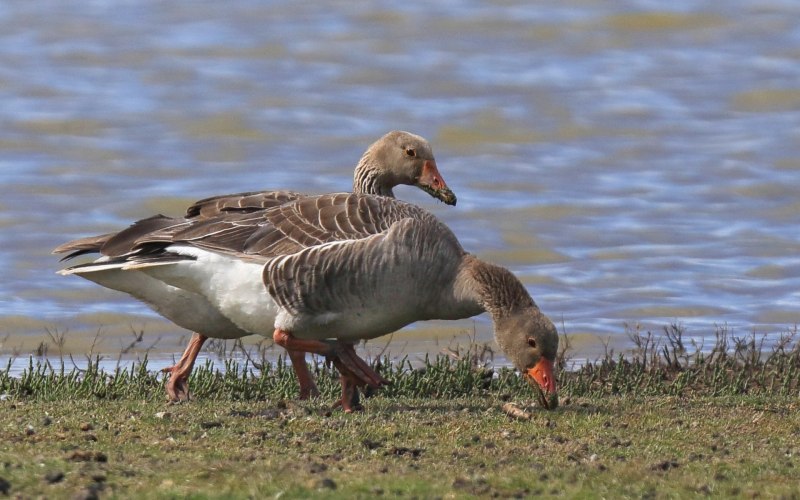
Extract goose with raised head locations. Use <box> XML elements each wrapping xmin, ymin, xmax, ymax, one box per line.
<box><xmin>61</xmin><ymin>193</ymin><xmax>559</xmax><ymax>412</ymax></box>
<box><xmin>54</xmin><ymin>131</ymin><xmax>457</xmax><ymax>401</ymax></box>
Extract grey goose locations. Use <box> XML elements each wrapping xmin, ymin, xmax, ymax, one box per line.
<box><xmin>54</xmin><ymin>131</ymin><xmax>456</xmax><ymax>402</ymax></box>
<box><xmin>59</xmin><ymin>193</ymin><xmax>558</xmax><ymax>411</ymax></box>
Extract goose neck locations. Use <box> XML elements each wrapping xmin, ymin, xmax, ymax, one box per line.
<box><xmin>457</xmin><ymin>255</ymin><xmax>535</xmax><ymax>321</ymax></box>
<box><xmin>353</xmin><ymin>156</ymin><xmax>395</xmax><ymax>197</ymax></box>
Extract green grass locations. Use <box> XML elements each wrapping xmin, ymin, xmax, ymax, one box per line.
<box><xmin>1</xmin><ymin>324</ymin><xmax>799</xmax><ymax>498</ymax></box>
<box><xmin>2</xmin><ymin>395</ymin><xmax>798</xmax><ymax>498</ymax></box>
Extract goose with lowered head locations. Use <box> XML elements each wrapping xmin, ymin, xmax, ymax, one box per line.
<box><xmin>60</xmin><ymin>192</ymin><xmax>559</xmax><ymax>411</ymax></box>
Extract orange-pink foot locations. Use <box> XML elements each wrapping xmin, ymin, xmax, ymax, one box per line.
<box><xmin>162</xmin><ymin>365</ymin><xmax>191</xmax><ymax>402</ymax></box>
<box><xmin>162</xmin><ymin>333</ymin><xmax>208</xmax><ymax>402</ymax></box>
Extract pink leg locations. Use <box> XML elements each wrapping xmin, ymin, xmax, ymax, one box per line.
<box><xmin>273</xmin><ymin>329</ymin><xmax>388</xmax><ymax>411</ymax></box>
<box><xmin>162</xmin><ymin>333</ymin><xmax>207</xmax><ymax>402</ymax></box>
<box><xmin>286</xmin><ymin>349</ymin><xmax>320</xmax><ymax>399</ymax></box>
<box><xmin>332</xmin><ymin>373</ymin><xmax>363</xmax><ymax>413</ymax></box>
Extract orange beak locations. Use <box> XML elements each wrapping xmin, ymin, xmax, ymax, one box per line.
<box><xmin>417</xmin><ymin>160</ymin><xmax>457</xmax><ymax>206</ymax></box>
<box><xmin>526</xmin><ymin>357</ymin><xmax>556</xmax><ymax>395</ymax></box>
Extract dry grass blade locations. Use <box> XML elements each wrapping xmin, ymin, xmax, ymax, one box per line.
<box><xmin>502</xmin><ymin>402</ymin><xmax>533</xmax><ymax>420</ymax></box>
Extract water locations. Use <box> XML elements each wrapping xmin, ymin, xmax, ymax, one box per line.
<box><xmin>2</xmin><ymin>0</ymin><xmax>800</xmax><ymax>371</ymax></box>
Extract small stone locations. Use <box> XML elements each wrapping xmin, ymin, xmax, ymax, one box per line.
<box><xmin>316</xmin><ymin>478</ymin><xmax>336</xmax><ymax>490</ymax></box>
<box><xmin>229</xmin><ymin>410</ymin><xmax>253</xmax><ymax>418</ymax></box>
<box><xmin>67</xmin><ymin>450</ymin><xmax>106</xmax><ymax>463</ymax></box>
<box><xmin>154</xmin><ymin>412</ymin><xmax>170</xmax><ymax>420</ymax></box>
<box><xmin>258</xmin><ymin>408</ymin><xmax>281</xmax><ymax>419</ymax></box>
<box><xmin>589</xmin><ymin>454</ymin><xmax>598</xmax><ymax>462</ymax></box>
<box><xmin>452</xmin><ymin>477</ymin><xmax>470</xmax><ymax>489</ymax></box>
<box><xmin>0</xmin><ymin>477</ymin><xmax>10</xmax><ymax>495</ymax></box>
<box><xmin>362</xmin><ymin>439</ymin><xmax>383</xmax><ymax>450</ymax></box>
<box><xmin>388</xmin><ymin>446</ymin><xmax>424</xmax><ymax>458</ymax></box>
<box><xmin>44</xmin><ymin>471</ymin><xmax>65</xmax><ymax>484</ymax></box>
<box><xmin>80</xmin><ymin>423</ymin><xmax>93</xmax><ymax>432</ymax></box>
<box><xmin>651</xmin><ymin>459</ymin><xmax>679</xmax><ymax>471</ymax></box>
<box><xmin>73</xmin><ymin>483</ymin><xmax>102</xmax><ymax>500</ymax></box>
<box><xmin>67</xmin><ymin>451</ymin><xmax>93</xmax><ymax>462</ymax></box>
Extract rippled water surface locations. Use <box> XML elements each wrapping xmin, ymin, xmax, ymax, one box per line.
<box><xmin>2</xmin><ymin>0</ymin><xmax>800</xmax><ymax>369</ymax></box>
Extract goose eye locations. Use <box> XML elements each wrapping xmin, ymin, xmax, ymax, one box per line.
<box><xmin>405</xmin><ymin>148</ymin><xmax>416</xmax><ymax>157</ymax></box>
<box><xmin>527</xmin><ymin>338</ymin><xmax>537</xmax><ymax>349</ymax></box>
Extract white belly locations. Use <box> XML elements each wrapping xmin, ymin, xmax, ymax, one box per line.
<box><xmin>137</xmin><ymin>246</ymin><xmax>280</xmax><ymax>337</ymax></box>
<box><xmin>69</xmin><ymin>265</ymin><xmax>249</xmax><ymax>340</ymax></box>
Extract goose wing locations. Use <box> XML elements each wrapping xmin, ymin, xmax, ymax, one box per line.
<box><xmin>184</xmin><ymin>190</ymin><xmax>304</xmax><ymax>218</ymax></box>
<box><xmin>53</xmin><ymin>190</ymin><xmax>305</xmax><ymax>260</ymax></box>
<box><xmin>135</xmin><ymin>193</ymin><xmax>436</xmax><ymax>259</ymax></box>
<box><xmin>53</xmin><ymin>214</ymin><xmax>183</xmax><ymax>260</ymax></box>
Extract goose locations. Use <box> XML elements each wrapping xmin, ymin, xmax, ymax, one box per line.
<box><xmin>54</xmin><ymin>131</ymin><xmax>457</xmax><ymax>401</ymax></box>
<box><xmin>60</xmin><ymin>193</ymin><xmax>559</xmax><ymax>412</ymax></box>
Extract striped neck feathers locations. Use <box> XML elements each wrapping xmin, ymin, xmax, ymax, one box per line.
<box><xmin>456</xmin><ymin>255</ymin><xmax>536</xmax><ymax>320</ymax></box>
<box><xmin>353</xmin><ymin>153</ymin><xmax>396</xmax><ymax>197</ymax></box>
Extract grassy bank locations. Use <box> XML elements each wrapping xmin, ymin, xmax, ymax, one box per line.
<box><xmin>1</xmin><ymin>325</ymin><xmax>799</xmax><ymax>498</ymax></box>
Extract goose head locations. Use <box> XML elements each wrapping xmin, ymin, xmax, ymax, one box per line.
<box><xmin>494</xmin><ymin>306</ymin><xmax>559</xmax><ymax>407</ymax></box>
<box><xmin>356</xmin><ymin>131</ymin><xmax>457</xmax><ymax>206</ymax></box>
